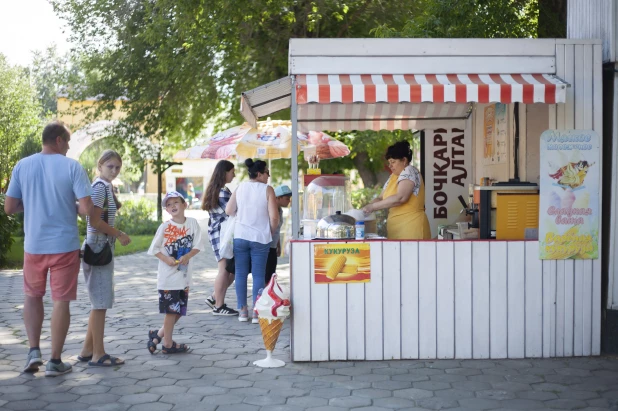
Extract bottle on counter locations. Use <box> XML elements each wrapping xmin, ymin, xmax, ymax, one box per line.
<box><xmin>355</xmin><ymin>221</ymin><xmax>365</xmax><ymax>240</ymax></box>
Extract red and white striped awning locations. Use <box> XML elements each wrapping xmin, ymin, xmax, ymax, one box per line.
<box><xmin>296</xmin><ymin>74</ymin><xmax>568</xmax><ymax>105</ymax></box>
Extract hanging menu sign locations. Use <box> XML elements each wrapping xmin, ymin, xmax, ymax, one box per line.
<box><xmin>539</xmin><ymin>130</ymin><xmax>600</xmax><ymax>260</ymax></box>
<box><xmin>424</xmin><ymin>127</ymin><xmax>472</xmax><ymax>238</ymax></box>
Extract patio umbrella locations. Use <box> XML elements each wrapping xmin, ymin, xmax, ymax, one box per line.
<box><xmin>174</xmin><ymin>120</ymin><xmax>350</xmax><ymax>161</ymax></box>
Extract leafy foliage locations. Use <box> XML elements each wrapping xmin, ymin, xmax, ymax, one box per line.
<box><xmin>50</xmin><ymin>1</ymin><xmax>418</xmax><ymax>150</ymax></box>
<box><xmin>0</xmin><ymin>195</ymin><xmax>18</xmax><ymax>267</ymax></box>
<box><xmin>115</xmin><ymin>198</ymin><xmax>159</xmax><ymax>235</ymax></box>
<box><xmin>372</xmin><ymin>0</ymin><xmax>539</xmax><ymax>39</ymax></box>
<box><xmin>49</xmin><ymin>0</ymin><xmax>562</xmax><ymax>189</ymax></box>
<box><xmin>0</xmin><ymin>54</ymin><xmax>44</xmax><ymax>192</ymax></box>
<box><xmin>79</xmin><ymin>136</ymin><xmax>146</xmax><ymax>190</ymax></box>
<box><xmin>30</xmin><ymin>45</ymin><xmax>79</xmax><ymax>117</ymax></box>
<box><xmin>78</xmin><ymin>198</ymin><xmax>158</xmax><ymax>236</ymax></box>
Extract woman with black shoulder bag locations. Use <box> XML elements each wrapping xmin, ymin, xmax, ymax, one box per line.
<box><xmin>78</xmin><ymin>150</ymin><xmax>131</xmax><ymax>367</ymax></box>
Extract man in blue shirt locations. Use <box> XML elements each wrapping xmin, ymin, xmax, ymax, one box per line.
<box><xmin>5</xmin><ymin>121</ymin><xmax>93</xmax><ymax>376</ymax></box>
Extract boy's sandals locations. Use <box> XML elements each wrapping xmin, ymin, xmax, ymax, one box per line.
<box><xmin>88</xmin><ymin>354</ymin><xmax>125</xmax><ymax>367</ymax></box>
<box><xmin>161</xmin><ymin>342</ymin><xmax>190</xmax><ymax>354</ymax></box>
<box><xmin>147</xmin><ymin>330</ymin><xmax>161</xmax><ymax>354</ymax></box>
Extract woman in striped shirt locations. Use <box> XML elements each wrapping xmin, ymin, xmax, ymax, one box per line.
<box><xmin>202</xmin><ymin>160</ymin><xmax>238</xmax><ymax>316</ymax></box>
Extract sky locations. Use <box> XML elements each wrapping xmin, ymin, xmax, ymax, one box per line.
<box><xmin>0</xmin><ymin>0</ymin><xmax>71</xmax><ymax>67</ymax></box>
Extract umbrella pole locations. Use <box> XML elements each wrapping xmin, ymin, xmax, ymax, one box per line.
<box><xmin>290</xmin><ymin>75</ymin><xmax>300</xmax><ymax>240</ymax></box>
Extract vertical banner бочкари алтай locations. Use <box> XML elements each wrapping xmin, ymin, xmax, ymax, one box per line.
<box><xmin>539</xmin><ymin>130</ymin><xmax>600</xmax><ymax>259</ymax></box>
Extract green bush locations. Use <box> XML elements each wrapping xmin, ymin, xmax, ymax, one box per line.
<box><xmin>115</xmin><ymin>198</ymin><xmax>159</xmax><ymax>235</ymax></box>
<box><xmin>12</xmin><ymin>135</ymin><xmax>43</xmax><ymax>237</ymax></box>
<box><xmin>78</xmin><ymin>214</ymin><xmax>87</xmax><ymax>234</ymax></box>
<box><xmin>0</xmin><ymin>195</ymin><xmax>18</xmax><ymax>267</ymax></box>
<box><xmin>76</xmin><ymin>198</ymin><xmax>158</xmax><ymax>236</ymax></box>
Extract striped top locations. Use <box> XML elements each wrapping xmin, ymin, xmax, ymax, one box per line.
<box><xmin>86</xmin><ymin>178</ymin><xmax>117</xmax><ymax>233</ymax></box>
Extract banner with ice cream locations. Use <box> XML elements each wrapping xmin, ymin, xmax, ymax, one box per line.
<box><xmin>539</xmin><ymin>130</ymin><xmax>600</xmax><ymax>260</ymax></box>
<box><xmin>314</xmin><ymin>243</ymin><xmax>371</xmax><ymax>283</ymax></box>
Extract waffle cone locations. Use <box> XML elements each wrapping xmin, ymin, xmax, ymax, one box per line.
<box><xmin>259</xmin><ymin>318</ymin><xmax>284</xmax><ymax>351</ymax></box>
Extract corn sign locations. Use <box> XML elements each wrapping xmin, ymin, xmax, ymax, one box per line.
<box><xmin>314</xmin><ymin>243</ymin><xmax>371</xmax><ymax>284</ymax></box>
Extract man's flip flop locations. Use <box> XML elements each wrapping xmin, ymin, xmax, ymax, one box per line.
<box><xmin>88</xmin><ymin>354</ymin><xmax>124</xmax><ymax>367</ymax></box>
<box><xmin>77</xmin><ymin>355</ymin><xmax>93</xmax><ymax>362</ymax></box>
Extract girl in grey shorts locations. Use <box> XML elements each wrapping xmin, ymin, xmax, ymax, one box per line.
<box><xmin>79</xmin><ymin>150</ymin><xmax>132</xmax><ymax>367</ymax></box>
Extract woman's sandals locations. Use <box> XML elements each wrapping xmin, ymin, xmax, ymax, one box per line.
<box><xmin>147</xmin><ymin>330</ymin><xmax>190</xmax><ymax>354</ymax></box>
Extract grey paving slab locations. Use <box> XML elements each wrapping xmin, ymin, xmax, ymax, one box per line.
<box><xmin>415</xmin><ymin>397</ymin><xmax>460</xmax><ymax>409</ymax></box>
<box><xmin>393</xmin><ymin>388</ymin><xmax>434</xmax><ymax>400</ymax></box>
<box><xmin>2</xmin><ymin>223</ymin><xmax>618</xmax><ymax>410</ymax></box>
<box><xmin>128</xmin><ymin>404</ymin><xmax>173</xmax><ymax>411</ymax></box>
<box><xmin>328</xmin><ymin>396</ymin><xmax>372</xmax><ymax>408</ymax></box>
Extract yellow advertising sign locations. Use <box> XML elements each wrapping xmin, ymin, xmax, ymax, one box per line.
<box><xmin>539</xmin><ymin>130</ymin><xmax>600</xmax><ymax>259</ymax></box>
<box><xmin>314</xmin><ymin>243</ymin><xmax>371</xmax><ymax>284</ymax></box>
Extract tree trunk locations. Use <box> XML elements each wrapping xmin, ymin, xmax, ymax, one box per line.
<box><xmin>538</xmin><ymin>0</ymin><xmax>567</xmax><ymax>38</ymax></box>
<box><xmin>353</xmin><ymin>151</ymin><xmax>378</xmax><ymax>188</ymax></box>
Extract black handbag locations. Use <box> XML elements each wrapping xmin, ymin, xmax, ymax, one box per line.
<box><xmin>83</xmin><ymin>182</ymin><xmax>113</xmax><ymax>266</ymax></box>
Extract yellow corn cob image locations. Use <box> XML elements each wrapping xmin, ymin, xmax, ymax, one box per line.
<box><xmin>340</xmin><ymin>264</ymin><xmax>358</xmax><ymax>274</ymax></box>
<box><xmin>326</xmin><ymin>255</ymin><xmax>347</xmax><ymax>280</ymax></box>
<box><xmin>335</xmin><ymin>272</ymin><xmax>360</xmax><ymax>280</ymax></box>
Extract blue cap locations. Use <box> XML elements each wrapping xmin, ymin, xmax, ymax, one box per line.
<box><xmin>274</xmin><ymin>185</ymin><xmax>292</xmax><ymax>197</ymax></box>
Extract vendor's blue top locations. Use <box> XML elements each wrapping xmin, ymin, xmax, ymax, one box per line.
<box><xmin>6</xmin><ymin>153</ymin><xmax>92</xmax><ymax>254</ymax></box>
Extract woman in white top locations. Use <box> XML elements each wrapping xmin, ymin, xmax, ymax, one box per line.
<box><xmin>226</xmin><ymin>159</ymin><xmax>279</xmax><ymax>323</ymax></box>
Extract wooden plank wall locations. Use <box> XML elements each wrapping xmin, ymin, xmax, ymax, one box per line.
<box><xmin>291</xmin><ymin>239</ymin><xmax>601</xmax><ymax>361</ymax></box>
<box><xmin>289</xmin><ymin>39</ymin><xmax>558</xmax><ymax>75</ymax></box>
<box><xmin>550</xmin><ymin>41</ymin><xmax>602</xmax><ymax>356</ymax></box>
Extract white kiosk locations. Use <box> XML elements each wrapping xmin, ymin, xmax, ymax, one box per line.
<box><xmin>240</xmin><ymin>38</ymin><xmax>603</xmax><ymax>360</ymax></box>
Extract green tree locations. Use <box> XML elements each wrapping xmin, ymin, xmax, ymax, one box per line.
<box><xmin>538</xmin><ymin>0</ymin><xmax>566</xmax><ymax>38</ymax></box>
<box><xmin>0</xmin><ymin>54</ymin><xmax>43</xmax><ymax>193</ymax></box>
<box><xmin>30</xmin><ymin>45</ymin><xmax>73</xmax><ymax>117</ymax></box>
<box><xmin>50</xmin><ymin>0</ymin><xmax>420</xmax><ymax>187</ymax></box>
<box><xmin>372</xmin><ymin>0</ymin><xmax>539</xmax><ymax>39</ymax></box>
<box><xmin>50</xmin><ymin>1</ymin><xmax>416</xmax><ymax>138</ymax></box>
<box><xmin>78</xmin><ymin>136</ymin><xmax>146</xmax><ymax>190</ymax></box>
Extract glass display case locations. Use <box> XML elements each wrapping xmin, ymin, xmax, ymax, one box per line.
<box><xmin>302</xmin><ymin>175</ymin><xmax>352</xmax><ymax>238</ymax></box>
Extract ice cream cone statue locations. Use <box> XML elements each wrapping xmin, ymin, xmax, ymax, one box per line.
<box><xmin>253</xmin><ymin>274</ymin><xmax>291</xmax><ymax>368</ymax></box>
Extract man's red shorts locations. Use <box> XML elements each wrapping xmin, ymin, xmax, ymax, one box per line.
<box><xmin>23</xmin><ymin>250</ymin><xmax>80</xmax><ymax>301</ymax></box>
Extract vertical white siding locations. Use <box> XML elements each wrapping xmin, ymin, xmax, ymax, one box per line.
<box><xmin>490</xmin><ymin>242</ymin><xmax>508</xmax><ymax>359</ymax></box>
<box><xmin>383</xmin><ymin>242</ymin><xmax>401</xmax><ymax>360</ymax></box>
<box><xmin>508</xmin><ymin>242</ymin><xmax>526</xmax><ymax>358</ymax></box>
<box><xmin>365</xmin><ymin>242</ymin><xmax>384</xmax><ymax>360</ymax></box>
<box><xmin>454</xmin><ymin>242</ymin><xmax>473</xmax><ymax>358</ymax></box>
<box><xmin>291</xmin><ymin>241</ymin><xmax>311</xmax><ymax>361</ymax></box>
<box><xmin>567</xmin><ymin>0</ymin><xmax>615</xmax><ymax>62</ymax></box>
<box><xmin>418</xmin><ymin>242</ymin><xmax>437</xmax><ymax>359</ymax></box>
<box><xmin>401</xmin><ymin>242</ymin><xmax>419</xmax><ymax>359</ymax></box>
<box><xmin>291</xmin><ymin>239</ymin><xmax>601</xmax><ymax>360</ymax></box>
<box><xmin>472</xmin><ymin>242</ymin><xmax>490</xmax><ymax>359</ymax></box>
<box><xmin>436</xmin><ymin>242</ymin><xmax>455</xmax><ymax>359</ymax></box>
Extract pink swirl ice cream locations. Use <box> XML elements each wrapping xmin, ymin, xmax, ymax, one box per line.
<box><xmin>254</xmin><ymin>274</ymin><xmax>291</xmax><ymax>321</ymax></box>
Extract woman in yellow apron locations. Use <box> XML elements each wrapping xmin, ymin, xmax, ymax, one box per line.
<box><xmin>362</xmin><ymin>141</ymin><xmax>431</xmax><ymax>240</ymax></box>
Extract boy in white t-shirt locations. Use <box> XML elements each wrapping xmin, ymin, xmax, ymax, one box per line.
<box><xmin>146</xmin><ymin>191</ymin><xmax>202</xmax><ymax>354</ymax></box>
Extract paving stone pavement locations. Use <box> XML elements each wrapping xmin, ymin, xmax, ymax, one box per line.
<box><xmin>2</xmin><ymin>216</ymin><xmax>618</xmax><ymax>410</ymax></box>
